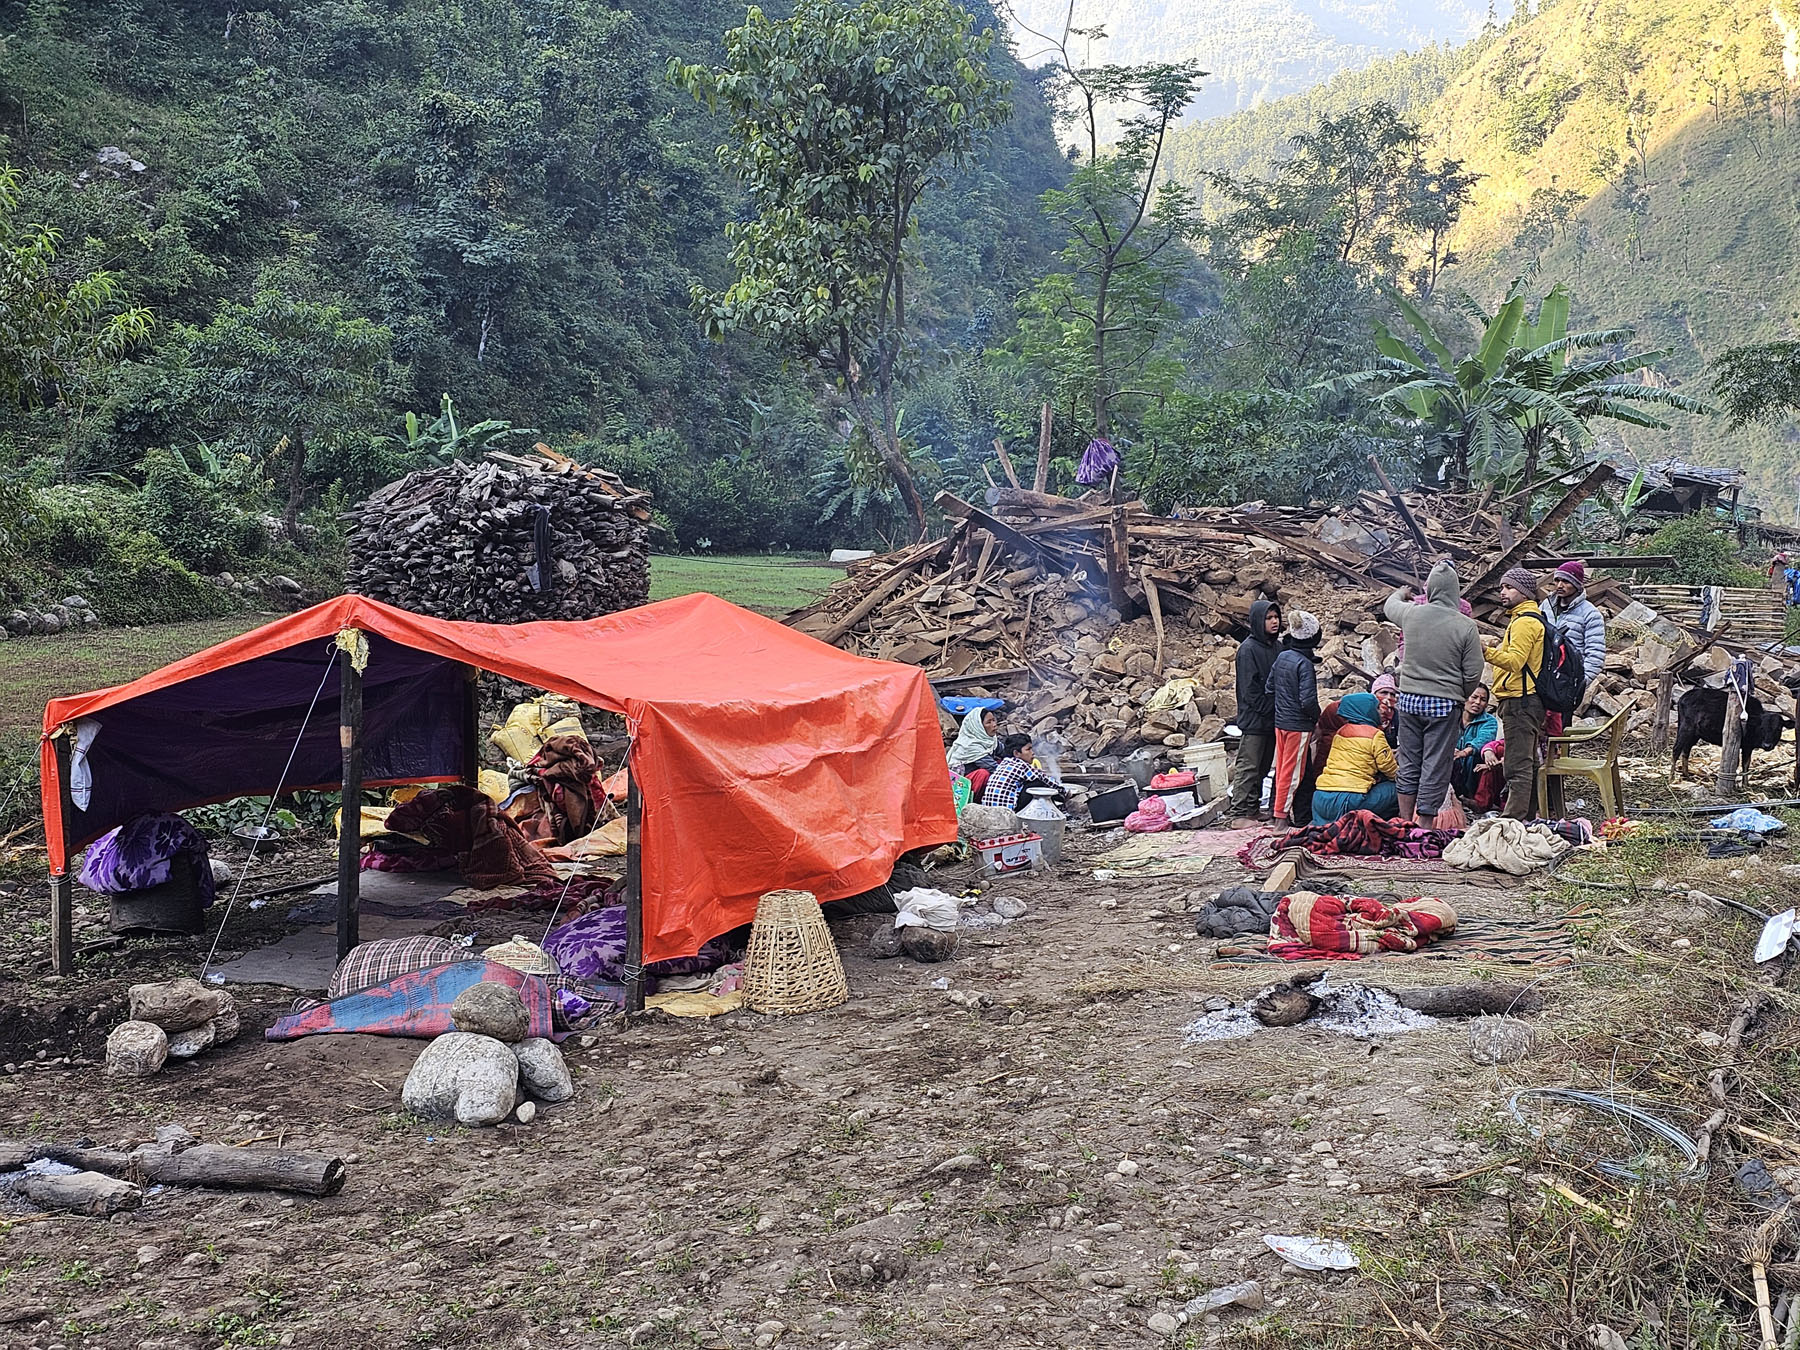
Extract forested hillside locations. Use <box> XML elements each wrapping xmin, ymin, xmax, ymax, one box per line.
<box><xmin>0</xmin><ymin>0</ymin><xmax>1068</xmax><ymax>619</ymax></box>
<box><xmin>1166</xmin><ymin>0</ymin><xmax>1800</xmax><ymax>516</ymax></box>
<box><xmin>1008</xmin><ymin>0</ymin><xmax>1485</xmax><ymax>125</ymax></box>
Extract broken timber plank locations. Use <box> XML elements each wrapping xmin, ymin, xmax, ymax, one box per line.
<box><xmin>815</xmin><ymin>538</ymin><xmax>943</xmax><ymax>644</ymax></box>
<box><xmin>934</xmin><ymin>491</ymin><xmax>1076</xmax><ymax>572</ymax></box>
<box><xmin>993</xmin><ymin>439</ymin><xmax>1022</xmax><ymax>489</ymax></box>
<box><xmin>1141</xmin><ymin>567</ymin><xmax>1166</xmax><ymax>675</ymax></box>
<box><xmin>1465</xmin><ymin>463</ymin><xmax>1615</xmax><ymax>596</ymax></box>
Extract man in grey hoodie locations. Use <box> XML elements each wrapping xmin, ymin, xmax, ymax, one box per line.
<box><xmin>1383</xmin><ymin>561</ymin><xmax>1485</xmax><ymax>826</ymax></box>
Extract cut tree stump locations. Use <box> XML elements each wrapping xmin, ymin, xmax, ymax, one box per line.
<box><xmin>1390</xmin><ymin>983</ymin><xmax>1548</xmax><ymax>1018</ymax></box>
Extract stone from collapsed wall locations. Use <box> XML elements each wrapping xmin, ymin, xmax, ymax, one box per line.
<box><xmin>402</xmin><ymin>1032</ymin><xmax>520</xmax><ymax>1126</ymax></box>
<box><xmin>512</xmin><ymin>1037</ymin><xmax>575</xmax><ymax>1103</ymax></box>
<box><xmin>166</xmin><ymin>1022</ymin><xmax>216</xmax><ymax>1059</ymax></box>
<box><xmin>869</xmin><ymin>924</ymin><xmax>904</xmax><ymax>958</ymax></box>
<box><xmin>129</xmin><ymin>978</ymin><xmax>224</xmax><ymax>1033</ymax></box>
<box><xmin>106</xmin><ymin>1021</ymin><xmax>169</xmax><ymax>1077</ymax></box>
<box><xmin>957</xmin><ymin>805</ymin><xmax>1021</xmax><ymax>843</ymax></box>
<box><xmin>451</xmin><ymin>981</ymin><xmax>529</xmax><ymax>1042</ymax></box>
<box><xmin>900</xmin><ymin>927</ymin><xmax>958</xmax><ymax>963</ymax></box>
<box><xmin>1468</xmin><ymin>1016</ymin><xmax>1536</xmax><ymax>1065</ymax></box>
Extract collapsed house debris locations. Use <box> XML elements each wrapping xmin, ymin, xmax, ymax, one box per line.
<box><xmin>344</xmin><ymin>445</ymin><xmax>652</xmax><ymax>623</ymax></box>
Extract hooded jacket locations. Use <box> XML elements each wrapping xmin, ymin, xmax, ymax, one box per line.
<box><xmin>1382</xmin><ymin>561</ymin><xmax>1485</xmax><ymax>703</ymax></box>
<box><xmin>1541</xmin><ymin>591</ymin><xmax>1606</xmax><ymax>682</ymax></box>
<box><xmin>1267</xmin><ymin>643</ymin><xmax>1322</xmax><ymax>731</ymax></box>
<box><xmin>1234</xmin><ymin>597</ymin><xmax>1281</xmax><ymax>734</ymax></box>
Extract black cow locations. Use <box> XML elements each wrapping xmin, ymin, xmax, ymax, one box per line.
<box><xmin>1672</xmin><ymin>687</ymin><xmax>1792</xmax><ymax>778</ymax></box>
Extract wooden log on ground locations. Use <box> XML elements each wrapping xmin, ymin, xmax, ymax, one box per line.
<box><xmin>17</xmin><ymin>1170</ymin><xmax>141</xmax><ymax>1217</ymax></box>
<box><xmin>11</xmin><ymin>1142</ymin><xmax>349</xmax><ymax>1196</ymax></box>
<box><xmin>1389</xmin><ymin>983</ymin><xmax>1548</xmax><ymax>1018</ymax></box>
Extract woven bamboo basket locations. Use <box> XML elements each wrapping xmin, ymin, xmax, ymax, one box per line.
<box><xmin>741</xmin><ymin>889</ymin><xmax>848</xmax><ymax>1015</ymax></box>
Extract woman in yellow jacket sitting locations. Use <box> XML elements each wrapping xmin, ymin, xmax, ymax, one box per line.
<box><xmin>1309</xmin><ymin>693</ymin><xmax>1400</xmax><ymax>824</ymax></box>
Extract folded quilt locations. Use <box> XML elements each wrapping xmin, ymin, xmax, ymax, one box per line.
<box><xmin>1269</xmin><ymin>892</ymin><xmax>1458</xmax><ymax>961</ymax></box>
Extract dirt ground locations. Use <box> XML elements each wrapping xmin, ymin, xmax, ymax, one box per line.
<box><xmin>3</xmin><ymin>749</ymin><xmax>1799</xmax><ymax>1350</ymax></box>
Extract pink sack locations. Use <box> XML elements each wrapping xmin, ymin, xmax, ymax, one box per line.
<box><xmin>1124</xmin><ymin>795</ymin><xmax>1171</xmax><ymax>833</ymax></box>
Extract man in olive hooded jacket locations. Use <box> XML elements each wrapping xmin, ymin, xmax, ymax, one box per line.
<box><xmin>1383</xmin><ymin>561</ymin><xmax>1484</xmax><ymax>825</ymax></box>
<box><xmin>1228</xmin><ymin>597</ymin><xmax>1282</xmax><ymax>824</ymax></box>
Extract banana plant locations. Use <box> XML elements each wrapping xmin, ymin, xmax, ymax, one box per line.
<box><xmin>1334</xmin><ymin>279</ymin><xmax>1711</xmax><ymax>499</ymax></box>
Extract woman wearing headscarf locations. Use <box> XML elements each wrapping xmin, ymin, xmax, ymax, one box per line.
<box><xmin>1370</xmin><ymin>673</ymin><xmax>1400</xmax><ymax>747</ymax></box>
<box><xmin>946</xmin><ymin>707</ymin><xmax>1001</xmax><ymax>775</ymax></box>
<box><xmin>1309</xmin><ymin>693</ymin><xmax>1401</xmax><ymax>824</ymax></box>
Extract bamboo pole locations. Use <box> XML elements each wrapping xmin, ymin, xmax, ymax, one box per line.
<box><xmin>49</xmin><ymin>734</ymin><xmax>74</xmax><ymax>975</ymax></box>
<box><xmin>623</xmin><ymin>763</ymin><xmax>645</xmax><ymax>1014</ymax></box>
<box><xmin>335</xmin><ymin>643</ymin><xmax>364</xmax><ymax>963</ymax></box>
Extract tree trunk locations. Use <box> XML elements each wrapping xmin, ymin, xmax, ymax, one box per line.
<box><xmin>853</xmin><ymin>380</ymin><xmax>925</xmax><ymax>540</ymax></box>
<box><xmin>282</xmin><ymin>428</ymin><xmax>308</xmax><ymax>539</ymax></box>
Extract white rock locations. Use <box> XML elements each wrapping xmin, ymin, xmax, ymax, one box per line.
<box><xmin>991</xmin><ymin>896</ymin><xmax>1029</xmax><ymax>920</ymax></box>
<box><xmin>401</xmin><ymin>1033</ymin><xmax>519</xmax><ymax>1127</ymax></box>
<box><xmin>1116</xmin><ymin>1158</ymin><xmax>1140</xmax><ymax>1177</ymax></box>
<box><xmin>514</xmin><ymin>1100</ymin><xmax>538</xmax><ymax>1124</ymax></box>
<box><xmin>106</xmin><ymin>1021</ymin><xmax>168</xmax><ymax>1077</ymax></box>
<box><xmin>166</xmin><ymin>1022</ymin><xmax>216</xmax><ymax>1059</ymax></box>
<box><xmin>512</xmin><ymin>1037</ymin><xmax>574</xmax><ymax>1103</ymax></box>
<box><xmin>1147</xmin><ymin>1311</ymin><xmax>1181</xmax><ymax>1335</ymax></box>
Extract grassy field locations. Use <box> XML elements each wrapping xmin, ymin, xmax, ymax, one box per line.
<box><xmin>647</xmin><ymin>552</ymin><xmax>839</xmax><ymax>615</ymax></box>
<box><xmin>1</xmin><ymin>556</ymin><xmax>842</xmax><ymax>742</ymax></box>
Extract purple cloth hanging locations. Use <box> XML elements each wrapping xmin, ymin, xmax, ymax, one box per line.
<box><xmin>542</xmin><ymin>906</ymin><xmax>735</xmax><ymax>985</ymax></box>
<box><xmin>77</xmin><ymin>812</ymin><xmax>216</xmax><ymax>907</ymax></box>
<box><xmin>1076</xmin><ymin>437</ymin><xmax>1119</xmax><ymax>486</ymax></box>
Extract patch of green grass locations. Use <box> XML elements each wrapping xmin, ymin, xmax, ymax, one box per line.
<box><xmin>648</xmin><ymin>554</ymin><xmax>838</xmax><ymax>617</ymax></box>
<box><xmin>0</xmin><ymin>614</ymin><xmax>266</xmax><ymax>739</ymax></box>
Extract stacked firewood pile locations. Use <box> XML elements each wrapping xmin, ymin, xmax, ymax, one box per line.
<box><xmin>345</xmin><ymin>447</ymin><xmax>651</xmax><ymax>624</ymax></box>
<box><xmin>788</xmin><ymin>470</ymin><xmax>1661</xmax><ymax>762</ymax></box>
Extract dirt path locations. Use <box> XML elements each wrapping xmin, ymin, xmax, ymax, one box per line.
<box><xmin>0</xmin><ymin>821</ymin><xmax>1658</xmax><ymax>1350</ymax></box>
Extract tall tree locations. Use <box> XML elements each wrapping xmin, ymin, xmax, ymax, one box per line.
<box><xmin>173</xmin><ymin>288</ymin><xmax>395</xmax><ymax>536</ymax></box>
<box><xmin>676</xmin><ymin>0</ymin><xmax>1010</xmax><ymax>536</ymax></box>
<box><xmin>1010</xmin><ymin>9</ymin><xmax>1205</xmax><ymax>440</ymax></box>
<box><xmin>0</xmin><ymin>164</ymin><xmax>152</xmax><ymax>460</ymax></box>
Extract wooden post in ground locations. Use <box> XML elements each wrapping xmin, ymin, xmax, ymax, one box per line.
<box><xmin>1032</xmin><ymin>403</ymin><xmax>1052</xmax><ymax>494</ymax></box>
<box><xmin>48</xmin><ymin>734</ymin><xmax>74</xmax><ymax>975</ymax></box>
<box><xmin>1651</xmin><ymin>668</ymin><xmax>1675</xmax><ymax>756</ymax></box>
<box><xmin>1718</xmin><ymin>674</ymin><xmax>1745</xmax><ymax>798</ymax></box>
<box><xmin>335</xmin><ymin>641</ymin><xmax>364</xmax><ymax>963</ymax></box>
<box><xmin>623</xmin><ymin>764</ymin><xmax>645</xmax><ymax>1014</ymax></box>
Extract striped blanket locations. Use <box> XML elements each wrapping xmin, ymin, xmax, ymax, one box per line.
<box><xmin>265</xmin><ymin>959</ymin><xmax>561</xmax><ymax>1041</ymax></box>
<box><xmin>1268</xmin><ymin>892</ymin><xmax>1457</xmax><ymax>961</ymax></box>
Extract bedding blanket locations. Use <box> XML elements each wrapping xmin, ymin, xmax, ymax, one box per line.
<box><xmin>1268</xmin><ymin>892</ymin><xmax>1457</xmax><ymax>961</ymax></box>
<box><xmin>265</xmin><ymin>959</ymin><xmax>561</xmax><ymax>1041</ymax></box>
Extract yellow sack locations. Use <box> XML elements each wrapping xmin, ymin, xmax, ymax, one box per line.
<box><xmin>645</xmin><ymin>990</ymin><xmax>747</xmax><ymax>1018</ymax></box>
<box><xmin>332</xmin><ymin>805</ymin><xmax>429</xmax><ymax>844</ymax></box>
<box><xmin>477</xmin><ymin>769</ymin><xmax>512</xmax><ymax>803</ymax></box>
<box><xmin>1143</xmin><ymin>678</ymin><xmax>1200</xmax><ymax>713</ymax></box>
<box><xmin>490</xmin><ymin>697</ymin><xmax>587</xmax><ymax>763</ymax></box>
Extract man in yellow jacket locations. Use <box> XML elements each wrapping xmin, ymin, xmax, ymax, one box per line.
<box><xmin>1483</xmin><ymin>567</ymin><xmax>1546</xmax><ymax>819</ymax></box>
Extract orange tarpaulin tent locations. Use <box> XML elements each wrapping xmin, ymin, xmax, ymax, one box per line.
<box><xmin>42</xmin><ymin>593</ymin><xmax>956</xmax><ymax>971</ymax></box>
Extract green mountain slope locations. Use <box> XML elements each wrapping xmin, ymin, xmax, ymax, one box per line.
<box><xmin>1168</xmin><ymin>0</ymin><xmax>1800</xmax><ymax>517</ymax></box>
<box><xmin>1008</xmin><ymin>0</ymin><xmax>1486</xmax><ymax>125</ymax></box>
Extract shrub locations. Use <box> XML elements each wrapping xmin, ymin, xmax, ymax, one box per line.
<box><xmin>137</xmin><ymin>449</ymin><xmax>269</xmax><ymax>572</ymax></box>
<box><xmin>1637</xmin><ymin>517</ymin><xmax>1765</xmax><ymax>588</ymax></box>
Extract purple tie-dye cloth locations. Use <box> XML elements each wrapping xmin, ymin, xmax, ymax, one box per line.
<box><xmin>543</xmin><ymin>906</ymin><xmax>736</xmax><ymax>985</ymax></box>
<box><xmin>77</xmin><ymin>812</ymin><xmax>216</xmax><ymax>907</ymax></box>
<box><xmin>1076</xmin><ymin>436</ymin><xmax>1119</xmax><ymax>486</ymax></box>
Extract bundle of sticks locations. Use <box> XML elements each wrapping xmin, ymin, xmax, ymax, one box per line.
<box><xmin>345</xmin><ymin>446</ymin><xmax>651</xmax><ymax>624</ymax></box>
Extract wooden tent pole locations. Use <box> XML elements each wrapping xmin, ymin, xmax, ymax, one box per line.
<box><xmin>460</xmin><ymin>665</ymin><xmax>481</xmax><ymax>786</ymax></box>
<box><xmin>48</xmin><ymin>735</ymin><xmax>74</xmax><ymax>975</ymax></box>
<box><xmin>335</xmin><ymin>644</ymin><xmax>364</xmax><ymax>963</ymax></box>
<box><xmin>623</xmin><ymin>765</ymin><xmax>645</xmax><ymax>1013</ymax></box>
<box><xmin>1719</xmin><ymin>674</ymin><xmax>1745</xmax><ymax>798</ymax></box>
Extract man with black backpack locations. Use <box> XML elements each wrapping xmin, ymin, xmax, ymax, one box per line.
<box><xmin>1483</xmin><ymin>568</ymin><xmax>1549</xmax><ymax>819</ymax></box>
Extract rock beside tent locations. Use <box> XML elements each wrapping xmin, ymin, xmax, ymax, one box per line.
<box><xmin>344</xmin><ymin>445</ymin><xmax>652</xmax><ymax>624</ymax></box>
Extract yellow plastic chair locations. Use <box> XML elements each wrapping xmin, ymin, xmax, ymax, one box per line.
<box><xmin>1539</xmin><ymin>710</ymin><xmax>1628</xmax><ymax>820</ymax></box>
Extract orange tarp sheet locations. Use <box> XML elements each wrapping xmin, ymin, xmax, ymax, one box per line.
<box><xmin>42</xmin><ymin>593</ymin><xmax>957</xmax><ymax>963</ymax></box>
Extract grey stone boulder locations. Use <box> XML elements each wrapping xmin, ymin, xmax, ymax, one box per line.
<box><xmin>106</xmin><ymin>1021</ymin><xmax>169</xmax><ymax>1077</ymax></box>
<box><xmin>512</xmin><ymin>1037</ymin><xmax>574</xmax><ymax>1103</ymax></box>
<box><xmin>450</xmin><ymin>981</ymin><xmax>529</xmax><ymax>1042</ymax></box>
<box><xmin>129</xmin><ymin>978</ymin><xmax>223</xmax><ymax>1032</ymax></box>
<box><xmin>166</xmin><ymin>1022</ymin><xmax>216</xmax><ymax>1059</ymax></box>
<box><xmin>958</xmin><ymin>804</ymin><xmax>1021</xmax><ymax>843</ymax></box>
<box><xmin>402</xmin><ymin>1032</ymin><xmax>519</xmax><ymax>1126</ymax></box>
<box><xmin>1468</xmin><ymin>1016</ymin><xmax>1536</xmax><ymax>1065</ymax></box>
<box><xmin>869</xmin><ymin>924</ymin><xmax>903</xmax><ymax>959</ymax></box>
<box><xmin>900</xmin><ymin>927</ymin><xmax>958</xmax><ymax>963</ymax></box>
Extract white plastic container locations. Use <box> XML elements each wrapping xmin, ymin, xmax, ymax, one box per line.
<box><xmin>1179</xmin><ymin>741</ymin><xmax>1230</xmax><ymax>800</ymax></box>
<box><xmin>1016</xmin><ymin>790</ymin><xmax>1066</xmax><ymax>864</ymax></box>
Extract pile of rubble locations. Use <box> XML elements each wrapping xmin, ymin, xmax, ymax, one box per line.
<box><xmin>789</xmin><ymin>474</ymin><xmax>1615</xmax><ymax>761</ymax></box>
<box><xmin>790</xmin><ymin>470</ymin><xmax>1796</xmax><ymax>765</ymax></box>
